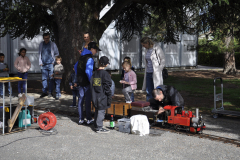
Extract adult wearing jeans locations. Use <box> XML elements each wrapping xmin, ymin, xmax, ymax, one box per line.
<box><xmin>38</xmin><ymin>32</ymin><xmax>59</xmax><ymax>98</ymax></box>
<box><xmin>74</xmin><ymin>42</ymin><xmax>100</xmax><ymax>125</ymax></box>
<box><xmin>141</xmin><ymin>37</ymin><xmax>165</xmax><ymax>101</ymax></box>
<box><xmin>14</xmin><ymin>48</ymin><xmax>31</xmax><ymax>97</ymax></box>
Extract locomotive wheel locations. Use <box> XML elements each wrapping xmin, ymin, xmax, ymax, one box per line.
<box><xmin>174</xmin><ymin>125</ymin><xmax>180</xmax><ymax>131</ymax></box>
<box><xmin>218</xmin><ymin>114</ymin><xmax>224</xmax><ymax>117</ymax></box>
<box><xmin>213</xmin><ymin>114</ymin><xmax>218</xmax><ymax>118</ymax></box>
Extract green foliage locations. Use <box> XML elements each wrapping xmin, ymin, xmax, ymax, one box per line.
<box><xmin>113</xmin><ymin>72</ymin><xmax>240</xmax><ymax>110</ymax></box>
<box><xmin>198</xmin><ymin>38</ymin><xmax>240</xmax><ymax>66</ymax></box>
<box><xmin>164</xmin><ymin>75</ymin><xmax>240</xmax><ymax>110</ymax></box>
<box><xmin>0</xmin><ymin>0</ymin><xmax>55</xmax><ymax>40</ymax></box>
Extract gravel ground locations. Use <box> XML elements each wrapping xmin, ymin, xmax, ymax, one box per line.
<box><xmin>203</xmin><ymin>114</ymin><xmax>240</xmax><ymax>140</ymax></box>
<box><xmin>0</xmin><ymin>114</ymin><xmax>240</xmax><ymax>160</ymax></box>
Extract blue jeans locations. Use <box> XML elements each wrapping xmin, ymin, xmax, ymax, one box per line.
<box><xmin>72</xmin><ymin>89</ymin><xmax>78</xmax><ymax>106</ymax></box>
<box><xmin>131</xmin><ymin>92</ymin><xmax>135</xmax><ymax>102</ymax></box>
<box><xmin>0</xmin><ymin>82</ymin><xmax>11</xmax><ymax>96</ymax></box>
<box><xmin>55</xmin><ymin>79</ymin><xmax>61</xmax><ymax>97</ymax></box>
<box><xmin>17</xmin><ymin>72</ymin><xmax>28</xmax><ymax>93</ymax></box>
<box><xmin>41</xmin><ymin>64</ymin><xmax>54</xmax><ymax>94</ymax></box>
<box><xmin>146</xmin><ymin>72</ymin><xmax>154</xmax><ymax>101</ymax></box>
<box><xmin>78</xmin><ymin>85</ymin><xmax>92</xmax><ymax>121</ymax></box>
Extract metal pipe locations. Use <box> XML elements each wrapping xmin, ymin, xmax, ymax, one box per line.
<box><xmin>196</xmin><ymin>108</ymin><xmax>199</xmax><ymax>118</ymax></box>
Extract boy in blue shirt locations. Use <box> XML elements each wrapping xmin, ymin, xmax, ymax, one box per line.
<box><xmin>74</xmin><ymin>42</ymin><xmax>101</xmax><ymax>125</ymax></box>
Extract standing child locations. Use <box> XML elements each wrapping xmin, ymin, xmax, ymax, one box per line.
<box><xmin>107</xmin><ymin>70</ymin><xmax>115</xmax><ymax>98</ymax></box>
<box><xmin>69</xmin><ymin>66</ymin><xmax>78</xmax><ymax>107</ymax></box>
<box><xmin>120</xmin><ymin>61</ymin><xmax>137</xmax><ymax>103</ymax></box>
<box><xmin>14</xmin><ymin>48</ymin><xmax>31</xmax><ymax>97</ymax></box>
<box><xmin>91</xmin><ymin>56</ymin><xmax>112</xmax><ymax>133</ymax></box>
<box><xmin>121</xmin><ymin>56</ymin><xmax>135</xmax><ymax>102</ymax></box>
<box><xmin>53</xmin><ymin>56</ymin><xmax>64</xmax><ymax>100</ymax></box>
<box><xmin>0</xmin><ymin>53</ymin><xmax>11</xmax><ymax>98</ymax></box>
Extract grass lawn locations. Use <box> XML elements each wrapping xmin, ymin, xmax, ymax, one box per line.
<box><xmin>112</xmin><ymin>73</ymin><xmax>240</xmax><ymax>112</ymax></box>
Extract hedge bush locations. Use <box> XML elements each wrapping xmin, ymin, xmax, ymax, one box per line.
<box><xmin>198</xmin><ymin>51</ymin><xmax>240</xmax><ymax>67</ymax></box>
<box><xmin>198</xmin><ymin>38</ymin><xmax>240</xmax><ymax>67</ymax></box>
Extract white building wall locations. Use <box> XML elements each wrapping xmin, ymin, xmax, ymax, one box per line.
<box><xmin>0</xmin><ymin>36</ymin><xmax>8</xmax><ymax>64</ymax></box>
<box><xmin>99</xmin><ymin>21</ymin><xmax>120</xmax><ymax>70</ymax></box>
<box><xmin>121</xmin><ymin>35</ymin><xmax>140</xmax><ymax>69</ymax></box>
<box><xmin>163</xmin><ymin>42</ymin><xmax>181</xmax><ymax>67</ymax></box>
<box><xmin>181</xmin><ymin>34</ymin><xmax>197</xmax><ymax>66</ymax></box>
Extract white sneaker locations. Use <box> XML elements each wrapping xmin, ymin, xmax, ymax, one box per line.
<box><xmin>86</xmin><ymin>119</ymin><xmax>94</xmax><ymax>125</ymax></box>
<box><xmin>126</xmin><ymin>101</ymin><xmax>132</xmax><ymax>103</ymax></box>
<box><xmin>18</xmin><ymin>93</ymin><xmax>22</xmax><ymax>98</ymax></box>
<box><xmin>78</xmin><ymin>120</ymin><xmax>85</xmax><ymax>125</ymax></box>
<box><xmin>70</xmin><ymin>105</ymin><xmax>76</xmax><ymax>108</ymax></box>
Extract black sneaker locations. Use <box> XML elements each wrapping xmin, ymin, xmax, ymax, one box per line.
<box><xmin>48</xmin><ymin>93</ymin><xmax>53</xmax><ymax>98</ymax></box>
<box><xmin>40</xmin><ymin>93</ymin><xmax>48</xmax><ymax>98</ymax></box>
<box><xmin>55</xmin><ymin>97</ymin><xmax>59</xmax><ymax>100</ymax></box>
<box><xmin>96</xmin><ymin>128</ymin><xmax>110</xmax><ymax>133</ymax></box>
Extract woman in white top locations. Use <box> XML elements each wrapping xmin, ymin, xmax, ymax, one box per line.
<box><xmin>141</xmin><ymin>37</ymin><xmax>165</xmax><ymax>101</ymax></box>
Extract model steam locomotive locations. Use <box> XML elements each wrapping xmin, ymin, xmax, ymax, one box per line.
<box><xmin>156</xmin><ymin>105</ymin><xmax>206</xmax><ymax>133</ymax></box>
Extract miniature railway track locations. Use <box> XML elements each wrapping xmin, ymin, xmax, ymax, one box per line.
<box><xmin>151</xmin><ymin>126</ymin><xmax>240</xmax><ymax>147</ymax></box>
<box><xmin>34</xmin><ymin>107</ymin><xmax>240</xmax><ymax>147</ymax></box>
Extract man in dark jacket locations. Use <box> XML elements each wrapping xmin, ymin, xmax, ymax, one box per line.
<box><xmin>74</xmin><ymin>42</ymin><xmax>100</xmax><ymax>125</ymax></box>
<box><xmin>90</xmin><ymin>56</ymin><xmax>112</xmax><ymax>133</ymax></box>
<box><xmin>150</xmin><ymin>85</ymin><xmax>184</xmax><ymax>114</ymax></box>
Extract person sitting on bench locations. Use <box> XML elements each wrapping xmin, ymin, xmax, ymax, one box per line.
<box><xmin>150</xmin><ymin>85</ymin><xmax>184</xmax><ymax>115</ymax></box>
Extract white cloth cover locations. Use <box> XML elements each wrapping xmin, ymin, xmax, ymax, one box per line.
<box><xmin>24</xmin><ymin>95</ymin><xmax>34</xmax><ymax>106</ymax></box>
<box><xmin>130</xmin><ymin>115</ymin><xmax>149</xmax><ymax>136</ymax></box>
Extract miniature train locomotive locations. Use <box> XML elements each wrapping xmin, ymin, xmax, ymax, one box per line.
<box><xmin>156</xmin><ymin>105</ymin><xmax>206</xmax><ymax>133</ymax></box>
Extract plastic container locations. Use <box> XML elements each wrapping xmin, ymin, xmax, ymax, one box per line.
<box><xmin>117</xmin><ymin>118</ymin><xmax>131</xmax><ymax>133</ymax></box>
<box><xmin>18</xmin><ymin>109</ymin><xmax>31</xmax><ymax>127</ymax></box>
<box><xmin>24</xmin><ymin>95</ymin><xmax>34</xmax><ymax>106</ymax></box>
<box><xmin>33</xmin><ymin>116</ymin><xmax>39</xmax><ymax>123</ymax></box>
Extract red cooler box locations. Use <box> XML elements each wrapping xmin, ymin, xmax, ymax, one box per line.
<box><xmin>130</xmin><ymin>101</ymin><xmax>157</xmax><ymax>119</ymax></box>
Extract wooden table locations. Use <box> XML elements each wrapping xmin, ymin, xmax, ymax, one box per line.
<box><xmin>0</xmin><ymin>77</ymin><xmax>27</xmax><ymax>135</ymax></box>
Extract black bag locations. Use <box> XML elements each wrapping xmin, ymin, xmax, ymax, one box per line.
<box><xmin>155</xmin><ymin>50</ymin><xmax>168</xmax><ymax>80</ymax></box>
<box><xmin>162</xmin><ymin>68</ymin><xmax>168</xmax><ymax>80</ymax></box>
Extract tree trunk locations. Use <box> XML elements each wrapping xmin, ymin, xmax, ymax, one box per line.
<box><xmin>223</xmin><ymin>34</ymin><xmax>237</xmax><ymax>75</ymax></box>
<box><xmin>52</xmin><ymin>1</ymin><xmax>98</xmax><ymax>94</ymax></box>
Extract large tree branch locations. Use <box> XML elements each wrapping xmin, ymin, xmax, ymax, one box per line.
<box><xmin>99</xmin><ymin>0</ymin><xmax>160</xmax><ymax>33</ymax></box>
<box><xmin>97</xmin><ymin>0</ymin><xmax>112</xmax><ymax>12</ymax></box>
<box><xmin>99</xmin><ymin>0</ymin><xmax>131</xmax><ymax>32</ymax></box>
<box><xmin>23</xmin><ymin>0</ymin><xmax>58</xmax><ymax>8</ymax></box>
<box><xmin>132</xmin><ymin>0</ymin><xmax>159</xmax><ymax>5</ymax></box>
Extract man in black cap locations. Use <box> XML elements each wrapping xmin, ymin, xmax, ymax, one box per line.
<box><xmin>90</xmin><ymin>56</ymin><xmax>112</xmax><ymax>133</ymax></box>
<box><xmin>74</xmin><ymin>42</ymin><xmax>101</xmax><ymax>125</ymax></box>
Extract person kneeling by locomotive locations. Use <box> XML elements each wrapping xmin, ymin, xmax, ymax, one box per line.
<box><xmin>150</xmin><ymin>85</ymin><xmax>205</xmax><ymax>133</ymax></box>
<box><xmin>150</xmin><ymin>85</ymin><xmax>184</xmax><ymax>115</ymax></box>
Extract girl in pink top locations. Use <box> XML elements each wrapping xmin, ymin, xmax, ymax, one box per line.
<box><xmin>14</xmin><ymin>48</ymin><xmax>31</xmax><ymax>97</ymax></box>
<box><xmin>120</xmin><ymin>61</ymin><xmax>137</xmax><ymax>103</ymax></box>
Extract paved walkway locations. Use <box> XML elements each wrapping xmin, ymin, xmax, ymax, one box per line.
<box><xmin>1</xmin><ymin>93</ymin><xmax>240</xmax><ymax>159</ymax></box>
<box><xmin>2</xmin><ymin>93</ymin><xmax>240</xmax><ymax>140</ymax></box>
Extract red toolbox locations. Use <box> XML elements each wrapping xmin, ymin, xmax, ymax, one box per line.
<box><xmin>130</xmin><ymin>101</ymin><xmax>157</xmax><ymax>119</ymax></box>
